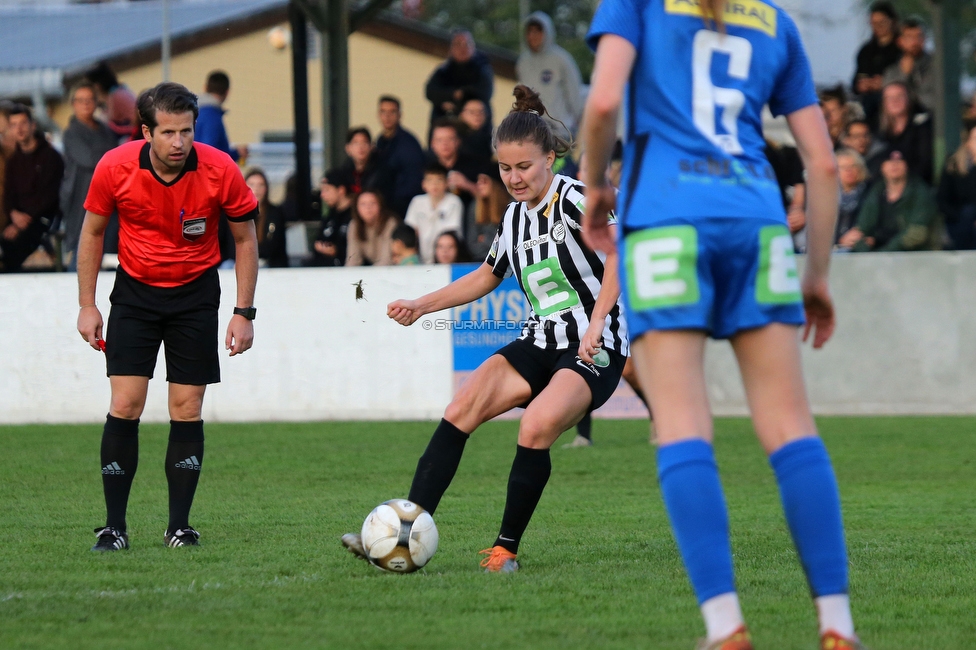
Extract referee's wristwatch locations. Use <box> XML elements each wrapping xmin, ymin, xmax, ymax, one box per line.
<box><xmin>234</xmin><ymin>306</ymin><xmax>257</xmax><ymax>320</ymax></box>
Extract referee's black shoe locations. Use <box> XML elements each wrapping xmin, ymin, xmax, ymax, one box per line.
<box><xmin>92</xmin><ymin>526</ymin><xmax>129</xmax><ymax>552</ymax></box>
<box><xmin>164</xmin><ymin>527</ymin><xmax>200</xmax><ymax>548</ymax></box>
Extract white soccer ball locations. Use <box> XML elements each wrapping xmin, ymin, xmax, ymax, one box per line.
<box><xmin>361</xmin><ymin>499</ymin><xmax>439</xmax><ymax>573</ymax></box>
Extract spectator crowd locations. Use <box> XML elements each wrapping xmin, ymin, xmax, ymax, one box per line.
<box><xmin>2</xmin><ymin>4</ymin><xmax>976</xmax><ymax>274</ymax></box>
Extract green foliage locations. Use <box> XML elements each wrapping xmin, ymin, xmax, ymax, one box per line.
<box><xmin>405</xmin><ymin>0</ymin><xmax>597</xmax><ymax>81</ymax></box>
<box><xmin>2</xmin><ymin>417</ymin><xmax>975</xmax><ymax>648</ymax></box>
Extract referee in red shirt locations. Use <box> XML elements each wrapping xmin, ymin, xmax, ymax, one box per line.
<box><xmin>76</xmin><ymin>82</ymin><xmax>258</xmax><ymax>552</ymax></box>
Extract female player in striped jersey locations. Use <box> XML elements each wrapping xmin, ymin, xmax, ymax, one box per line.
<box><xmin>582</xmin><ymin>1</ymin><xmax>861</xmax><ymax>649</ymax></box>
<box><xmin>343</xmin><ymin>85</ymin><xmax>628</xmax><ymax>572</ymax></box>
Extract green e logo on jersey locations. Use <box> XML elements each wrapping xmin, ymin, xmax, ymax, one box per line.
<box><xmin>755</xmin><ymin>225</ymin><xmax>801</xmax><ymax>304</ymax></box>
<box><xmin>521</xmin><ymin>258</ymin><xmax>580</xmax><ymax>317</ymax></box>
<box><xmin>625</xmin><ymin>226</ymin><xmax>699</xmax><ymax>310</ymax></box>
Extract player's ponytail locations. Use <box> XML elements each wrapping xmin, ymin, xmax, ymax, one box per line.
<box><xmin>493</xmin><ymin>85</ymin><xmax>572</xmax><ymax>158</ymax></box>
<box><xmin>701</xmin><ymin>0</ymin><xmax>726</xmax><ymax>32</ymax></box>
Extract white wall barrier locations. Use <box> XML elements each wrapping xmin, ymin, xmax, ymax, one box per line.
<box><xmin>1</xmin><ymin>252</ymin><xmax>974</xmax><ymax>424</ymax></box>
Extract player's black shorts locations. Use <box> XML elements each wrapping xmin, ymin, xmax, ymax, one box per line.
<box><xmin>105</xmin><ymin>265</ymin><xmax>221</xmax><ymax>385</ymax></box>
<box><xmin>494</xmin><ymin>338</ymin><xmax>626</xmax><ymax>412</ymax></box>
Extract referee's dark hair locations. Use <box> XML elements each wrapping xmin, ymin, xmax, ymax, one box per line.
<box><xmin>494</xmin><ymin>84</ymin><xmax>571</xmax><ymax>157</ymax></box>
<box><xmin>138</xmin><ymin>82</ymin><xmax>199</xmax><ymax>135</ymax></box>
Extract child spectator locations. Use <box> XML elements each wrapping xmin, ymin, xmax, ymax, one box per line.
<box><xmin>346</xmin><ymin>190</ymin><xmax>398</xmax><ymax>266</ymax></box>
<box><xmin>404</xmin><ymin>163</ymin><xmax>464</xmax><ymax>263</ymax></box>
<box><xmin>391</xmin><ymin>223</ymin><xmax>421</xmax><ymax>265</ymax></box>
<box><xmin>311</xmin><ymin>169</ymin><xmax>354</xmax><ymax>266</ymax></box>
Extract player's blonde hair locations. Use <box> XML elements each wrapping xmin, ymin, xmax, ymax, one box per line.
<box><xmin>701</xmin><ymin>0</ymin><xmax>726</xmax><ymax>31</ymax></box>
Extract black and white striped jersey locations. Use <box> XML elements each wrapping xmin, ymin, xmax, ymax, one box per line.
<box><xmin>485</xmin><ymin>174</ymin><xmax>629</xmax><ymax>355</ymax></box>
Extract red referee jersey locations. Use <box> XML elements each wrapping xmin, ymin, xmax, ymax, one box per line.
<box><xmin>84</xmin><ymin>140</ymin><xmax>257</xmax><ymax>288</ymax></box>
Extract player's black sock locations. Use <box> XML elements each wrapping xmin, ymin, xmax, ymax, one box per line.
<box><xmin>407</xmin><ymin>419</ymin><xmax>469</xmax><ymax>515</ymax></box>
<box><xmin>101</xmin><ymin>414</ymin><xmax>139</xmax><ymax>531</ymax></box>
<box><xmin>494</xmin><ymin>445</ymin><xmax>551</xmax><ymax>554</ymax></box>
<box><xmin>165</xmin><ymin>420</ymin><xmax>204</xmax><ymax>531</ymax></box>
<box><xmin>576</xmin><ymin>412</ymin><xmax>592</xmax><ymax>441</ymax></box>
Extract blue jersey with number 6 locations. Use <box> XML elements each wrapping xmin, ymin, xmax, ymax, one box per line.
<box><xmin>586</xmin><ymin>0</ymin><xmax>817</xmax><ymax>227</ymax></box>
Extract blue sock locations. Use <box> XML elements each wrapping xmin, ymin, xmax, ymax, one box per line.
<box><xmin>770</xmin><ymin>437</ymin><xmax>849</xmax><ymax>597</ymax></box>
<box><xmin>657</xmin><ymin>440</ymin><xmax>735</xmax><ymax>604</ymax></box>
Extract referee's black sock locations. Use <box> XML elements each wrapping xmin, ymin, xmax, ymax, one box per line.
<box><xmin>101</xmin><ymin>414</ymin><xmax>139</xmax><ymax>531</ymax></box>
<box><xmin>494</xmin><ymin>445</ymin><xmax>551</xmax><ymax>554</ymax></box>
<box><xmin>165</xmin><ymin>420</ymin><xmax>204</xmax><ymax>531</ymax></box>
<box><xmin>407</xmin><ymin>419</ymin><xmax>469</xmax><ymax>515</ymax></box>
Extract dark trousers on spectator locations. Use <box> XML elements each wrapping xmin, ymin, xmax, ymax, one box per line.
<box><xmin>0</xmin><ymin>219</ymin><xmax>46</xmax><ymax>272</ymax></box>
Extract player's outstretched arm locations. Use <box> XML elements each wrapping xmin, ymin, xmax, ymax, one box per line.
<box><xmin>77</xmin><ymin>210</ymin><xmax>109</xmax><ymax>351</ymax></box>
<box><xmin>388</xmin><ymin>262</ymin><xmax>503</xmax><ymax>327</ymax></box>
<box><xmin>226</xmin><ymin>219</ymin><xmax>258</xmax><ymax>356</ymax></box>
<box><xmin>787</xmin><ymin>104</ymin><xmax>839</xmax><ymax>349</ymax></box>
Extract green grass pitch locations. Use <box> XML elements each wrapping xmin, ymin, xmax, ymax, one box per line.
<box><xmin>1</xmin><ymin>417</ymin><xmax>974</xmax><ymax>649</ymax></box>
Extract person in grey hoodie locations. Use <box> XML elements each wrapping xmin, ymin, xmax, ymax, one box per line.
<box><xmin>516</xmin><ymin>12</ymin><xmax>584</xmax><ymax>135</ymax></box>
<box><xmin>60</xmin><ymin>81</ymin><xmax>119</xmax><ymax>269</ymax></box>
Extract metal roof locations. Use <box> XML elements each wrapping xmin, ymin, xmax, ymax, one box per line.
<box><xmin>0</xmin><ymin>0</ymin><xmax>286</xmax><ymax>98</ymax></box>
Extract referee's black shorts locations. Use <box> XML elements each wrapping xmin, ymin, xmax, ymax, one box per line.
<box><xmin>494</xmin><ymin>338</ymin><xmax>626</xmax><ymax>412</ymax></box>
<box><xmin>105</xmin><ymin>265</ymin><xmax>221</xmax><ymax>385</ymax></box>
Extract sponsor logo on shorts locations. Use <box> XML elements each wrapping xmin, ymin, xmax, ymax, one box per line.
<box><xmin>575</xmin><ymin>358</ymin><xmax>601</xmax><ymax>377</ymax></box>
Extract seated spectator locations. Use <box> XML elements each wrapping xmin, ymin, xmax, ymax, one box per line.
<box><xmin>840</xmin><ymin>149</ymin><xmax>938</xmax><ymax>252</ymax></box>
<box><xmin>340</xmin><ymin>126</ymin><xmax>381</xmax><ymax>195</ymax></box>
<box><xmin>1</xmin><ymin>104</ymin><xmax>64</xmax><ymax>272</ymax></box>
<box><xmin>883</xmin><ymin>16</ymin><xmax>935</xmax><ymax>113</ymax></box>
<box><xmin>427</xmin><ymin>118</ymin><xmax>487</xmax><ymax>208</ymax></box>
<box><xmin>391</xmin><ymin>223</ymin><xmax>421</xmax><ymax>265</ymax></box>
<box><xmin>245</xmin><ymin>168</ymin><xmax>288</xmax><ymax>268</ymax></box>
<box><xmin>852</xmin><ymin>1</ymin><xmax>901</xmax><ymax>129</ymax></box>
<box><xmin>0</xmin><ymin>100</ymin><xmax>19</xmax><ymax>233</ymax></box>
<box><xmin>457</xmin><ymin>97</ymin><xmax>493</xmax><ymax>164</ymax></box>
<box><xmin>404</xmin><ymin>162</ymin><xmax>464</xmax><ymax>264</ymax></box>
<box><xmin>425</xmin><ymin>29</ymin><xmax>494</xmax><ymax>142</ymax></box>
<box><xmin>311</xmin><ymin>169</ymin><xmax>354</xmax><ymax>266</ymax></box>
<box><xmin>434</xmin><ymin>230</ymin><xmax>471</xmax><ymax>264</ymax></box>
<box><xmin>877</xmin><ymin>81</ymin><xmax>933</xmax><ymax>185</ymax></box>
<box><xmin>374</xmin><ymin>95</ymin><xmax>425</xmax><ymax>218</ymax></box>
<box><xmin>346</xmin><ymin>190</ymin><xmax>398</xmax><ymax>266</ymax></box>
<box><xmin>841</xmin><ymin>119</ymin><xmax>885</xmax><ymax>178</ymax></box>
<box><xmin>936</xmin><ymin>122</ymin><xmax>976</xmax><ymax>250</ymax></box>
<box><xmin>835</xmin><ymin>149</ymin><xmax>870</xmax><ymax>247</ymax></box>
<box><xmin>820</xmin><ymin>86</ymin><xmax>850</xmax><ymax>149</ymax></box>
<box><xmin>765</xmin><ymin>138</ymin><xmax>806</xmax><ymax>249</ymax></box>
<box><xmin>465</xmin><ymin>170</ymin><xmax>508</xmax><ymax>260</ymax></box>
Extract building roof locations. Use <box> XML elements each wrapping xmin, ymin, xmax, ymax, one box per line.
<box><xmin>0</xmin><ymin>0</ymin><xmax>286</xmax><ymax>98</ymax></box>
<box><xmin>0</xmin><ymin>0</ymin><xmax>518</xmax><ymax>101</ymax></box>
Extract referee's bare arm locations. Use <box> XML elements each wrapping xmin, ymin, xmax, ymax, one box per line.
<box><xmin>225</xmin><ymin>218</ymin><xmax>258</xmax><ymax>356</ymax></box>
<box><xmin>77</xmin><ymin>210</ymin><xmax>110</xmax><ymax>350</ymax></box>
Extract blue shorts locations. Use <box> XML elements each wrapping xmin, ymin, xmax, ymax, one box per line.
<box><xmin>619</xmin><ymin>217</ymin><xmax>805</xmax><ymax>340</ymax></box>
